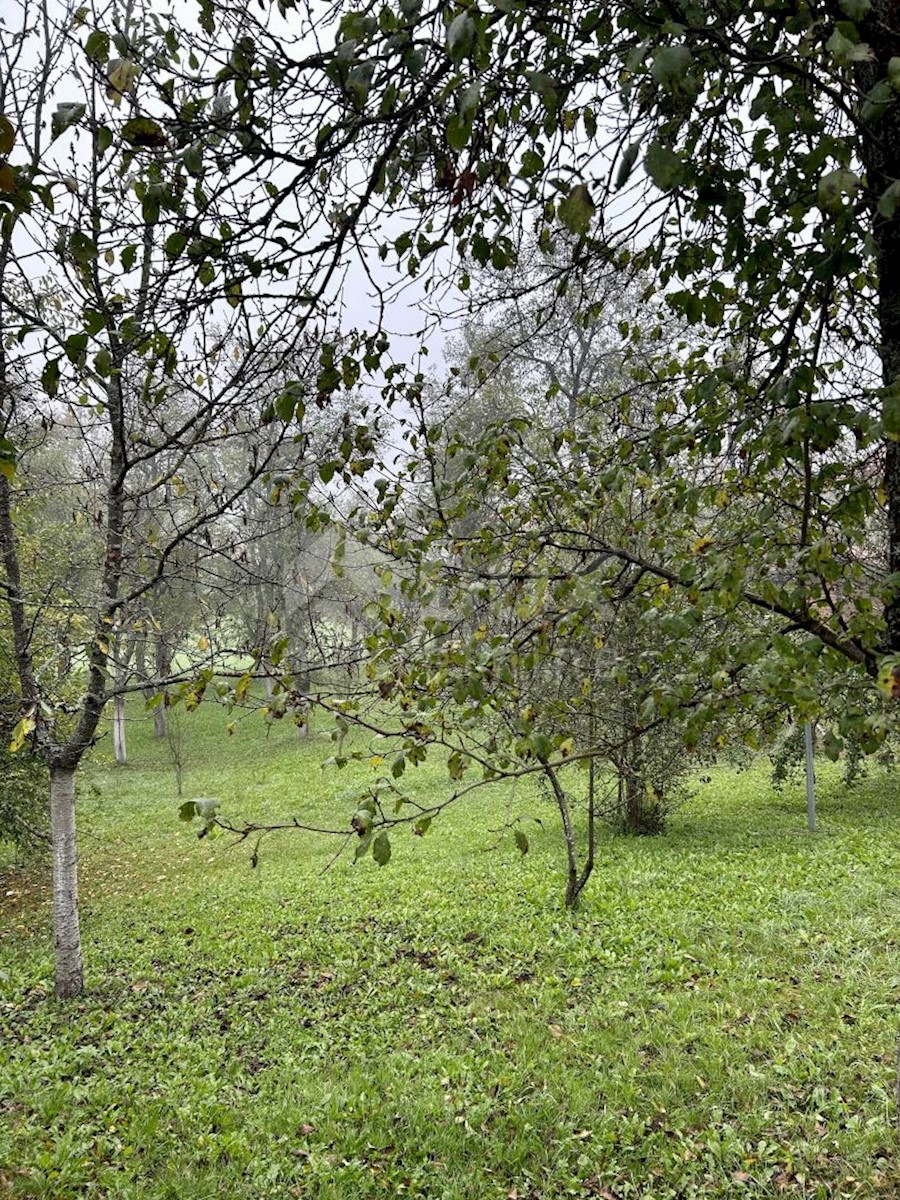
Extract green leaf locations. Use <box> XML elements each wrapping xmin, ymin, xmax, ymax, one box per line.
<box><xmin>121</xmin><ymin>117</ymin><xmax>167</xmax><ymax>149</ymax></box>
<box><xmin>818</xmin><ymin>168</ymin><xmax>859</xmax><ymax>210</ymax></box>
<box><xmin>822</xmin><ymin>729</ymin><xmax>844</xmax><ymax>761</ymax></box>
<box><xmin>178</xmin><ymin>800</ymin><xmax>198</xmax><ymax>822</ymax></box>
<box><xmin>413</xmin><ymin>816</ymin><xmax>432</xmax><ymax>837</ymax></box>
<box><xmin>41</xmin><ymin>358</ymin><xmax>60</xmax><ymax>398</ymax></box>
<box><xmin>514</xmin><ymin>829</ymin><xmax>529</xmax><ymax>855</ymax></box>
<box><xmin>446</xmin><ymin>111</ymin><xmax>473</xmax><ymax>152</ymax></box>
<box><xmin>861</xmin><ymin>79</ymin><xmax>895</xmax><ymax>123</ymax></box>
<box><xmin>644</xmin><ymin>141</ymin><xmax>684</xmax><ymax>190</ymax></box>
<box><xmin>84</xmin><ymin>29</ymin><xmax>110</xmax><ymax>64</ymax></box>
<box><xmin>165</xmin><ymin>231</ymin><xmax>188</xmax><ymax>260</ymax></box>
<box><xmin>352</xmin><ymin>808</ymin><xmax>373</xmax><ymax>834</ymax></box>
<box><xmin>459</xmin><ymin>81</ymin><xmax>480</xmax><ymax>118</ymax></box>
<box><xmin>0</xmin><ymin>115</ymin><xmax>14</xmax><ymax>156</ymax></box>
<box><xmin>446</xmin><ymin>12</ymin><xmax>475</xmax><ymax>64</ymax></box>
<box><xmin>64</xmin><ymin>332</ymin><xmax>88</xmax><ymax>364</ymax></box>
<box><xmin>520</xmin><ymin>149</ymin><xmax>544</xmax><ymax>178</ymax></box>
<box><xmin>51</xmin><ymin>102</ymin><xmax>86</xmax><ymax>140</ymax></box>
<box><xmin>614</xmin><ymin>141</ymin><xmax>640</xmax><ymax>191</ymax></box>
<box><xmin>826</xmin><ymin>28</ymin><xmax>873</xmax><ymax>64</ymax></box>
<box><xmin>182</xmin><ymin>142</ymin><xmax>204</xmax><ymax>176</ymax></box>
<box><xmin>275</xmin><ymin>387</ymin><xmax>298</xmax><ymax>422</ymax></box>
<box><xmin>69</xmin><ymin>231</ymin><xmax>98</xmax><ymax>263</ymax></box>
<box><xmin>838</xmin><ymin>0</ymin><xmax>871</xmax><ymax>16</ymax></box>
<box><xmin>557</xmin><ymin>183</ymin><xmax>594</xmax><ymax>236</ymax></box>
<box><xmin>373</xmin><ymin>831</ymin><xmax>392</xmax><ymax>866</ymax></box>
<box><xmin>650</xmin><ymin>44</ymin><xmax>694</xmax><ymax>89</ymax></box>
<box><xmin>353</xmin><ymin>830</ymin><xmax>373</xmax><ymax>861</ymax></box>
<box><xmin>878</xmin><ymin>180</ymin><xmax>900</xmax><ymax>219</ymax></box>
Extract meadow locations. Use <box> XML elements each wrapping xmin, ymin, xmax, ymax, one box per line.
<box><xmin>1</xmin><ymin>703</ymin><xmax>899</xmax><ymax>1198</ymax></box>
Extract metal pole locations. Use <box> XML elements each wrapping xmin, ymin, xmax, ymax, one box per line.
<box><xmin>804</xmin><ymin>723</ymin><xmax>817</xmax><ymax>833</ymax></box>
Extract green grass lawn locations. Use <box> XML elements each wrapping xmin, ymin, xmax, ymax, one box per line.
<box><xmin>1</xmin><ymin>703</ymin><xmax>899</xmax><ymax>1198</ymax></box>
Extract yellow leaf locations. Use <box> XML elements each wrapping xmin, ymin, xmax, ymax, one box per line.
<box><xmin>198</xmin><ymin>635</ymin><xmax>210</xmax><ymax>651</ymax></box>
<box><xmin>106</xmin><ymin>59</ymin><xmax>139</xmax><ymax>106</ymax></box>
<box><xmin>692</xmin><ymin>536</ymin><xmax>714</xmax><ymax>555</ymax></box>
<box><xmin>8</xmin><ymin>712</ymin><xmax>36</xmax><ymax>753</ymax></box>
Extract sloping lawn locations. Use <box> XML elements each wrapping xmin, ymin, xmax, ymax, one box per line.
<box><xmin>1</xmin><ymin>703</ymin><xmax>899</xmax><ymax>1198</ymax></box>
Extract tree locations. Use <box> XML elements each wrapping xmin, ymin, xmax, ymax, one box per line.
<box><xmin>0</xmin><ymin>0</ymin><xmax>349</xmax><ymax>996</ymax></box>
<box><xmin>207</xmin><ymin>0</ymin><xmax>894</xmax><ymax>679</ymax></box>
<box><xmin>176</xmin><ymin>0</ymin><xmax>900</xmax><ymax>898</ymax></box>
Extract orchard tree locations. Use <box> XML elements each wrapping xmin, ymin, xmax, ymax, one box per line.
<box><xmin>0</xmin><ymin>0</ymin><xmax>366</xmax><ymax>997</ymax></box>
<box><xmin>206</xmin><ymin>0</ymin><xmax>898</xmax><ymax>680</ymax></box>
<box><xmin>180</xmin><ymin>0</ymin><xmax>900</xmax><ymax>899</ymax></box>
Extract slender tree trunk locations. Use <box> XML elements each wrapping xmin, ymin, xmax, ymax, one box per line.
<box><xmin>153</xmin><ymin>634</ymin><xmax>170</xmax><ymax>738</ymax></box>
<box><xmin>623</xmin><ymin>742</ymin><xmax>645</xmax><ymax>834</ymax></box>
<box><xmin>153</xmin><ymin>704</ymin><xmax>167</xmax><ymax>740</ymax></box>
<box><xmin>620</xmin><ymin>693</ymin><xmax>647</xmax><ymax>833</ymax></box>
<box><xmin>293</xmin><ymin>641</ymin><xmax>311</xmax><ymax>740</ymax></box>
<box><xmin>113</xmin><ymin>694</ymin><xmax>127</xmax><ymax>764</ymax></box>
<box><xmin>49</xmin><ymin>766</ymin><xmax>83</xmax><ymax>999</ymax></box>
<box><xmin>542</xmin><ymin>759</ymin><xmax>592</xmax><ymax>908</ymax></box>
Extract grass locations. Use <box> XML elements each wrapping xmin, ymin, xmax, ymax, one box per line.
<box><xmin>1</xmin><ymin>701</ymin><xmax>899</xmax><ymax>1198</ymax></box>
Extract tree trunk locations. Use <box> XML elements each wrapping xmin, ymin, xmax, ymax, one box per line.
<box><xmin>113</xmin><ymin>694</ymin><xmax>127</xmax><ymax>764</ymax></box>
<box><xmin>49</xmin><ymin>766</ymin><xmax>83</xmax><ymax>999</ymax></box>
<box><xmin>623</xmin><ymin>751</ymin><xmax>645</xmax><ymax>834</ymax></box>
<box><xmin>152</xmin><ymin>633</ymin><xmax>170</xmax><ymax>738</ymax></box>
<box><xmin>860</xmin><ymin>4</ymin><xmax>900</xmax><ymax>651</ymax></box>
<box><xmin>293</xmin><ymin>642</ymin><xmax>311</xmax><ymax>740</ymax></box>
<box><xmin>620</xmin><ymin>698</ymin><xmax>647</xmax><ymax>834</ymax></box>
<box><xmin>153</xmin><ymin>704</ymin><xmax>167</xmax><ymax>740</ymax></box>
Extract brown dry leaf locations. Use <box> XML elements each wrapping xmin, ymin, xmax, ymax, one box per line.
<box><xmin>548</xmin><ymin>1023</ymin><xmax>564</xmax><ymax>1039</ymax></box>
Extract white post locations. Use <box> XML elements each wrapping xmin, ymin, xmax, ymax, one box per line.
<box><xmin>804</xmin><ymin>723</ymin><xmax>817</xmax><ymax>833</ymax></box>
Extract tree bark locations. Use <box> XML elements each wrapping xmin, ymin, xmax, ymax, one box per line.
<box><xmin>113</xmin><ymin>694</ymin><xmax>127</xmax><ymax>764</ymax></box>
<box><xmin>49</xmin><ymin>766</ymin><xmax>83</xmax><ymax>999</ymax></box>
<box><xmin>153</xmin><ymin>703</ymin><xmax>167</xmax><ymax>740</ymax></box>
<box><xmin>859</xmin><ymin>2</ymin><xmax>900</xmax><ymax>651</ymax></box>
<box><xmin>152</xmin><ymin>634</ymin><xmax>170</xmax><ymax>738</ymax></box>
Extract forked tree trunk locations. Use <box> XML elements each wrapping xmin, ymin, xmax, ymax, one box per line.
<box><xmin>49</xmin><ymin>765</ymin><xmax>83</xmax><ymax>999</ymax></box>
<box><xmin>112</xmin><ymin>694</ymin><xmax>127</xmax><ymax>764</ymax></box>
